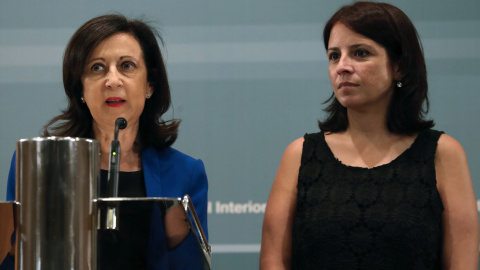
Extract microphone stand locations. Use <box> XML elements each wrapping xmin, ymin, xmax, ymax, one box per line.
<box><xmin>105</xmin><ymin>117</ymin><xmax>127</xmax><ymax>230</ymax></box>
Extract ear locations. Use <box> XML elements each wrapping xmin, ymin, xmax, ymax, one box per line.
<box><xmin>392</xmin><ymin>62</ymin><xmax>403</xmax><ymax>81</ymax></box>
<box><xmin>146</xmin><ymin>83</ymin><xmax>154</xmax><ymax>98</ymax></box>
<box><xmin>80</xmin><ymin>88</ymin><xmax>86</xmax><ymax>104</ymax></box>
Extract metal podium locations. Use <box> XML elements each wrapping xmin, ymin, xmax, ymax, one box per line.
<box><xmin>0</xmin><ymin>137</ymin><xmax>211</xmax><ymax>270</ymax></box>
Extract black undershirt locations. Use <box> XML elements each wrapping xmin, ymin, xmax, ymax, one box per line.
<box><xmin>99</xmin><ymin>169</ymin><xmax>147</xmax><ymax>197</ymax></box>
<box><xmin>98</xmin><ymin>169</ymin><xmax>148</xmax><ymax>269</ymax></box>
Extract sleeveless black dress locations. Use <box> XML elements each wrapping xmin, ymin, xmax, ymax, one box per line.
<box><xmin>291</xmin><ymin>129</ymin><xmax>444</xmax><ymax>270</ymax></box>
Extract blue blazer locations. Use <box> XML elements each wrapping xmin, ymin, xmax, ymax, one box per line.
<box><xmin>5</xmin><ymin>146</ymin><xmax>209</xmax><ymax>269</ymax></box>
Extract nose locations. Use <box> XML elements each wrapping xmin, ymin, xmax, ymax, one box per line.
<box><xmin>336</xmin><ymin>55</ymin><xmax>354</xmax><ymax>75</ymax></box>
<box><xmin>105</xmin><ymin>67</ymin><xmax>123</xmax><ymax>88</ymax></box>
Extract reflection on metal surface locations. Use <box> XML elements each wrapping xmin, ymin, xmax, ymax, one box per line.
<box><xmin>0</xmin><ymin>202</ymin><xmax>18</xmax><ymax>261</ymax></box>
<box><xmin>105</xmin><ymin>207</ymin><xmax>117</xmax><ymax>230</ymax></box>
<box><xmin>16</xmin><ymin>137</ymin><xmax>100</xmax><ymax>270</ymax></box>
<box><xmin>183</xmin><ymin>195</ymin><xmax>211</xmax><ymax>269</ymax></box>
<box><xmin>95</xmin><ymin>197</ymin><xmax>211</xmax><ymax>270</ymax></box>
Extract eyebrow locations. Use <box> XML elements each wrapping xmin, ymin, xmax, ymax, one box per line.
<box><xmin>86</xmin><ymin>56</ymin><xmax>136</xmax><ymax>64</ymax></box>
<box><xmin>119</xmin><ymin>56</ymin><xmax>136</xmax><ymax>60</ymax></box>
<box><xmin>86</xmin><ymin>57</ymin><xmax>105</xmax><ymax>64</ymax></box>
<box><xmin>327</xmin><ymin>43</ymin><xmax>375</xmax><ymax>51</ymax></box>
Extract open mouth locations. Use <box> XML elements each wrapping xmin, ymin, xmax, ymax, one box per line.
<box><xmin>106</xmin><ymin>97</ymin><xmax>126</xmax><ymax>107</ymax></box>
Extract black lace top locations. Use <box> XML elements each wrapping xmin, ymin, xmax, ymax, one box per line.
<box><xmin>292</xmin><ymin>129</ymin><xmax>444</xmax><ymax>270</ymax></box>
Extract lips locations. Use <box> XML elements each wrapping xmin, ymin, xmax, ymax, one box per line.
<box><xmin>338</xmin><ymin>82</ymin><xmax>358</xmax><ymax>89</ymax></box>
<box><xmin>105</xmin><ymin>97</ymin><xmax>125</xmax><ymax>107</ymax></box>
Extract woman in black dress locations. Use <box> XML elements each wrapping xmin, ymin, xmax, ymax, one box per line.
<box><xmin>260</xmin><ymin>2</ymin><xmax>478</xmax><ymax>269</ymax></box>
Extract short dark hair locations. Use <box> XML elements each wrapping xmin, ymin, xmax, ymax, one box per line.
<box><xmin>43</xmin><ymin>14</ymin><xmax>179</xmax><ymax>149</ymax></box>
<box><xmin>319</xmin><ymin>1</ymin><xmax>434</xmax><ymax>134</ymax></box>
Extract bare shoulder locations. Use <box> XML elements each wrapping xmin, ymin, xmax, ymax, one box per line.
<box><xmin>273</xmin><ymin>137</ymin><xmax>305</xmax><ymax>187</ymax></box>
<box><xmin>436</xmin><ymin>133</ymin><xmax>467</xmax><ymax>161</ymax></box>
<box><xmin>283</xmin><ymin>137</ymin><xmax>305</xmax><ymax>158</ymax></box>
<box><xmin>435</xmin><ymin>134</ymin><xmax>478</xmax><ymax>269</ymax></box>
<box><xmin>435</xmin><ymin>133</ymin><xmax>471</xmax><ymax>191</ymax></box>
<box><xmin>261</xmin><ymin>137</ymin><xmax>306</xmax><ymax>268</ymax></box>
<box><xmin>277</xmin><ymin>137</ymin><xmax>305</xmax><ymax>174</ymax></box>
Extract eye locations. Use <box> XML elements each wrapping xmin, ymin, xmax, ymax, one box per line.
<box><xmin>328</xmin><ymin>52</ymin><xmax>340</xmax><ymax>61</ymax></box>
<box><xmin>354</xmin><ymin>49</ymin><xmax>369</xmax><ymax>58</ymax></box>
<box><xmin>121</xmin><ymin>61</ymin><xmax>136</xmax><ymax>70</ymax></box>
<box><xmin>91</xmin><ymin>63</ymin><xmax>105</xmax><ymax>72</ymax></box>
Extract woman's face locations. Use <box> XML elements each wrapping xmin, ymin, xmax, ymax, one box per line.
<box><xmin>81</xmin><ymin>33</ymin><xmax>153</xmax><ymax>133</ymax></box>
<box><xmin>327</xmin><ymin>23</ymin><xmax>400</xmax><ymax>113</ymax></box>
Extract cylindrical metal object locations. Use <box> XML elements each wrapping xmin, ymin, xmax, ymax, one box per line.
<box><xmin>16</xmin><ymin>137</ymin><xmax>100</xmax><ymax>270</ymax></box>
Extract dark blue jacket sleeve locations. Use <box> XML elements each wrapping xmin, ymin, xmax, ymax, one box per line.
<box><xmin>167</xmin><ymin>158</ymin><xmax>209</xmax><ymax>270</ymax></box>
<box><xmin>6</xmin><ymin>152</ymin><xmax>16</xmax><ymax>201</ymax></box>
<box><xmin>142</xmin><ymin>147</ymin><xmax>209</xmax><ymax>270</ymax></box>
<box><xmin>0</xmin><ymin>254</ymin><xmax>14</xmax><ymax>270</ymax></box>
<box><xmin>142</xmin><ymin>147</ymin><xmax>209</xmax><ymax>239</ymax></box>
<box><xmin>186</xmin><ymin>158</ymin><xmax>209</xmax><ymax>240</ymax></box>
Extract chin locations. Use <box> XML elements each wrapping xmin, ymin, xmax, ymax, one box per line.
<box><xmin>336</xmin><ymin>98</ymin><xmax>353</xmax><ymax>108</ymax></box>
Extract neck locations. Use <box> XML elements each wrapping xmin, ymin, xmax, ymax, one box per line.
<box><xmin>346</xmin><ymin>108</ymin><xmax>389</xmax><ymax>139</ymax></box>
<box><xmin>93</xmin><ymin>122</ymin><xmax>142</xmax><ymax>171</ymax></box>
<box><xmin>326</xmin><ymin>106</ymin><xmax>415</xmax><ymax>168</ymax></box>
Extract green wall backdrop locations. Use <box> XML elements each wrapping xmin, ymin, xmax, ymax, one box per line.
<box><xmin>1</xmin><ymin>0</ymin><xmax>479</xmax><ymax>268</ymax></box>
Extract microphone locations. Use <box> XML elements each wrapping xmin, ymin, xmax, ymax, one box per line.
<box><xmin>107</xmin><ymin>117</ymin><xmax>127</xmax><ymax>197</ymax></box>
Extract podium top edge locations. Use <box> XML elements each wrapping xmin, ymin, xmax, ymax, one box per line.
<box><xmin>5</xmin><ymin>197</ymin><xmax>184</xmax><ymax>203</ymax></box>
<box><xmin>94</xmin><ymin>197</ymin><xmax>183</xmax><ymax>202</ymax></box>
<box><xmin>17</xmin><ymin>136</ymin><xmax>99</xmax><ymax>144</ymax></box>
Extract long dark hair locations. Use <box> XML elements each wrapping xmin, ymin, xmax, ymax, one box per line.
<box><xmin>43</xmin><ymin>14</ymin><xmax>179</xmax><ymax>149</ymax></box>
<box><xmin>319</xmin><ymin>1</ymin><xmax>434</xmax><ymax>134</ymax></box>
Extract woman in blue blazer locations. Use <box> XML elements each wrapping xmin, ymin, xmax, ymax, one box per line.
<box><xmin>2</xmin><ymin>14</ymin><xmax>208</xmax><ymax>270</ymax></box>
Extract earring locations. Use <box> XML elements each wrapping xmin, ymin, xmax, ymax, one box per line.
<box><xmin>396</xmin><ymin>81</ymin><xmax>403</xmax><ymax>88</ymax></box>
<box><xmin>146</xmin><ymin>92</ymin><xmax>151</xmax><ymax>98</ymax></box>
<box><xmin>80</xmin><ymin>96</ymin><xmax>85</xmax><ymax>103</ymax></box>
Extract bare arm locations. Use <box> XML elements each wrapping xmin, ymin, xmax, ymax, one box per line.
<box><xmin>435</xmin><ymin>134</ymin><xmax>479</xmax><ymax>269</ymax></box>
<box><xmin>260</xmin><ymin>138</ymin><xmax>304</xmax><ymax>270</ymax></box>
